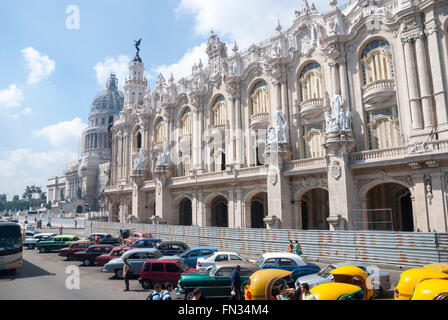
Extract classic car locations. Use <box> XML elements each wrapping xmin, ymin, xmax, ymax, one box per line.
<box><xmin>123</xmin><ymin>232</ymin><xmax>154</xmax><ymax>246</ymax></box>
<box><xmin>96</xmin><ymin>246</ymin><xmax>134</xmax><ymax>267</ymax></box>
<box><xmin>103</xmin><ymin>248</ymin><xmax>165</xmax><ymax>278</ymax></box>
<box><xmin>178</xmin><ymin>261</ymin><xmax>261</xmax><ymax>299</ymax></box>
<box><xmin>295</xmin><ymin>261</ymin><xmax>391</xmax><ymax>297</ymax></box>
<box><xmin>196</xmin><ymin>251</ymin><xmax>246</xmax><ymax>271</ymax></box>
<box><xmin>58</xmin><ymin>240</ymin><xmax>95</xmax><ymax>260</ymax></box>
<box><xmin>138</xmin><ymin>259</ymin><xmax>199</xmax><ymax>289</ymax></box>
<box><xmin>411</xmin><ymin>279</ymin><xmax>448</xmax><ymax>300</ymax></box>
<box><xmin>129</xmin><ymin>238</ymin><xmax>162</xmax><ymax>249</ymax></box>
<box><xmin>36</xmin><ymin>235</ymin><xmax>80</xmax><ymax>253</ymax></box>
<box><xmin>158</xmin><ymin>241</ymin><xmax>190</xmax><ymax>256</ymax></box>
<box><xmin>244</xmin><ymin>269</ymin><xmax>294</xmax><ymax>300</ymax></box>
<box><xmin>23</xmin><ymin>233</ymin><xmax>56</xmax><ymax>249</ymax></box>
<box><xmin>310</xmin><ymin>266</ymin><xmax>374</xmax><ymax>300</ymax></box>
<box><xmin>394</xmin><ymin>263</ymin><xmax>448</xmax><ymax>300</ymax></box>
<box><xmin>87</xmin><ymin>233</ymin><xmax>120</xmax><ymax>245</ymax></box>
<box><xmin>180</xmin><ymin>247</ymin><xmax>217</xmax><ymax>268</ymax></box>
<box><xmin>73</xmin><ymin>245</ymin><xmax>114</xmax><ymax>266</ymax></box>
<box><xmin>256</xmin><ymin>252</ymin><xmax>320</xmax><ymax>281</ymax></box>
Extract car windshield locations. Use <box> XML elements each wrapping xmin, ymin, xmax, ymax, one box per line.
<box><xmin>0</xmin><ymin>225</ymin><xmax>22</xmax><ymax>251</ymax></box>
<box><xmin>256</xmin><ymin>257</ymin><xmax>265</xmax><ymax>267</ymax></box>
<box><xmin>177</xmin><ymin>260</ymin><xmax>190</xmax><ymax>272</ymax></box>
<box><xmin>204</xmin><ymin>252</ymin><xmax>216</xmax><ymax>260</ymax></box>
<box><xmin>209</xmin><ymin>265</ymin><xmax>218</xmax><ymax>275</ymax></box>
<box><xmin>318</xmin><ymin>265</ymin><xmax>336</xmax><ymax>277</ymax></box>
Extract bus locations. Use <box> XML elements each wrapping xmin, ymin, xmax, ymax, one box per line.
<box><xmin>0</xmin><ymin>223</ymin><xmax>23</xmax><ymax>272</ymax></box>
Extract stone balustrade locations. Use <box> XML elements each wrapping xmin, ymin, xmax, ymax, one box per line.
<box><xmin>250</xmin><ymin>113</ymin><xmax>269</xmax><ymax>124</ymax></box>
<box><xmin>285</xmin><ymin>157</ymin><xmax>326</xmax><ymax>171</ymax></box>
<box><xmin>349</xmin><ymin>146</ymin><xmax>409</xmax><ymax>162</ymax></box>
<box><xmin>362</xmin><ymin>79</ymin><xmax>395</xmax><ymax>95</ymax></box>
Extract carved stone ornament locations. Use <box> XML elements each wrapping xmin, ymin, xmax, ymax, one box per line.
<box><xmin>331</xmin><ymin>161</ymin><xmax>342</xmax><ymax>180</ymax></box>
<box><xmin>269</xmin><ymin>171</ymin><xmax>278</xmax><ymax>186</ymax></box>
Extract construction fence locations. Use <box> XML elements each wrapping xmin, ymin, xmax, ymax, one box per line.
<box><xmin>87</xmin><ymin>221</ymin><xmax>448</xmax><ymax>268</ymax></box>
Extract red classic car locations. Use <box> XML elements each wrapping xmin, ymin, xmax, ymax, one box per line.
<box><xmin>96</xmin><ymin>246</ymin><xmax>134</xmax><ymax>266</ymax></box>
<box><xmin>138</xmin><ymin>259</ymin><xmax>200</xmax><ymax>290</ymax></box>
<box><xmin>58</xmin><ymin>241</ymin><xmax>95</xmax><ymax>261</ymax></box>
<box><xmin>123</xmin><ymin>232</ymin><xmax>154</xmax><ymax>246</ymax></box>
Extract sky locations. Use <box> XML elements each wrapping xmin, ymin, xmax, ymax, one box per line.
<box><xmin>0</xmin><ymin>0</ymin><xmax>338</xmax><ymax>200</ymax></box>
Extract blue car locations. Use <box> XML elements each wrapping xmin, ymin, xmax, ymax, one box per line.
<box><xmin>129</xmin><ymin>238</ymin><xmax>162</xmax><ymax>249</ymax></box>
<box><xmin>256</xmin><ymin>252</ymin><xmax>321</xmax><ymax>281</ymax></box>
<box><xmin>180</xmin><ymin>247</ymin><xmax>217</xmax><ymax>268</ymax></box>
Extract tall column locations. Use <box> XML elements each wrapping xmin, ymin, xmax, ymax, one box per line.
<box><xmin>427</xmin><ymin>172</ymin><xmax>448</xmax><ymax>232</ymax></box>
<box><xmin>415</xmin><ymin>35</ymin><xmax>435</xmax><ymax>129</ymax></box>
<box><xmin>338</xmin><ymin>59</ymin><xmax>350</xmax><ymax>109</ymax></box>
<box><xmin>227</xmin><ymin>98</ymin><xmax>235</xmax><ymax>167</ymax></box>
<box><xmin>280</xmin><ymin>81</ymin><xmax>289</xmax><ymax>117</ymax></box>
<box><xmin>274</xmin><ymin>81</ymin><xmax>282</xmax><ymax>110</ymax></box>
<box><xmin>402</xmin><ymin>38</ymin><xmax>424</xmax><ymax>130</ymax></box>
<box><xmin>413</xmin><ymin>174</ymin><xmax>429</xmax><ymax>232</ymax></box>
<box><xmin>235</xmin><ymin>96</ymin><xmax>243</xmax><ymax>168</ymax></box>
<box><xmin>330</xmin><ymin>62</ymin><xmax>340</xmax><ymax>95</ymax></box>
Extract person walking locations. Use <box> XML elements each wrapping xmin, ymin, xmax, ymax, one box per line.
<box><xmin>288</xmin><ymin>240</ymin><xmax>294</xmax><ymax>253</ymax></box>
<box><xmin>147</xmin><ymin>284</ymin><xmax>162</xmax><ymax>300</ymax></box>
<box><xmin>123</xmin><ymin>257</ymin><xmax>130</xmax><ymax>292</ymax></box>
<box><xmin>59</xmin><ymin>225</ymin><xmax>63</xmax><ymax>235</ymax></box>
<box><xmin>74</xmin><ymin>220</ymin><xmax>77</xmax><ymax>229</ymax></box>
<box><xmin>162</xmin><ymin>284</ymin><xmax>174</xmax><ymax>300</ymax></box>
<box><xmin>300</xmin><ymin>283</ymin><xmax>316</xmax><ymax>300</ymax></box>
<box><xmin>230</xmin><ymin>265</ymin><xmax>242</xmax><ymax>300</ymax></box>
<box><xmin>294</xmin><ymin>241</ymin><xmax>302</xmax><ymax>256</ymax></box>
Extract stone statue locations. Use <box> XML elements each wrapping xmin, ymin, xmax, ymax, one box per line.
<box><xmin>332</xmin><ymin>93</ymin><xmax>344</xmax><ymax>116</ymax></box>
<box><xmin>325</xmin><ymin>111</ymin><xmax>339</xmax><ymax>133</ymax></box>
<box><xmin>345</xmin><ymin>109</ymin><xmax>353</xmax><ymax>131</ymax></box>
<box><xmin>133</xmin><ymin>148</ymin><xmax>147</xmax><ymax>171</ymax></box>
<box><xmin>268</xmin><ymin>110</ymin><xmax>289</xmax><ymax>144</ymax></box>
<box><xmin>134</xmin><ymin>38</ymin><xmax>142</xmax><ymax>55</ymax></box>
<box><xmin>156</xmin><ymin>141</ymin><xmax>170</xmax><ymax>166</ymax></box>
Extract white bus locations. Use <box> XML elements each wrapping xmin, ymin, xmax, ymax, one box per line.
<box><xmin>0</xmin><ymin>222</ymin><xmax>23</xmax><ymax>272</ymax></box>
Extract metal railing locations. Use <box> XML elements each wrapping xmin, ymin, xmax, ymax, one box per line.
<box><xmin>87</xmin><ymin>221</ymin><xmax>448</xmax><ymax>267</ymax></box>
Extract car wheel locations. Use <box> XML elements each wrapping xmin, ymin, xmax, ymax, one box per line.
<box><xmin>84</xmin><ymin>259</ymin><xmax>91</xmax><ymax>266</ymax></box>
<box><xmin>66</xmin><ymin>255</ymin><xmax>73</xmax><ymax>261</ymax></box>
<box><xmin>30</xmin><ymin>244</ymin><xmax>35</xmax><ymax>250</ymax></box>
<box><xmin>115</xmin><ymin>269</ymin><xmax>123</xmax><ymax>279</ymax></box>
<box><xmin>185</xmin><ymin>290</ymin><xmax>195</xmax><ymax>300</ymax></box>
<box><xmin>39</xmin><ymin>247</ymin><xmax>46</xmax><ymax>253</ymax></box>
<box><xmin>142</xmin><ymin>280</ymin><xmax>152</xmax><ymax>290</ymax></box>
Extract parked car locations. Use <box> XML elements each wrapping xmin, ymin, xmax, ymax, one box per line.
<box><xmin>96</xmin><ymin>246</ymin><xmax>134</xmax><ymax>267</ymax></box>
<box><xmin>58</xmin><ymin>240</ymin><xmax>95</xmax><ymax>261</ymax></box>
<box><xmin>123</xmin><ymin>232</ymin><xmax>154</xmax><ymax>246</ymax></box>
<box><xmin>294</xmin><ymin>261</ymin><xmax>391</xmax><ymax>297</ymax></box>
<box><xmin>138</xmin><ymin>259</ymin><xmax>199</xmax><ymax>289</ymax></box>
<box><xmin>196</xmin><ymin>251</ymin><xmax>246</xmax><ymax>271</ymax></box>
<box><xmin>73</xmin><ymin>245</ymin><xmax>114</xmax><ymax>266</ymax></box>
<box><xmin>180</xmin><ymin>247</ymin><xmax>217</xmax><ymax>268</ymax></box>
<box><xmin>394</xmin><ymin>263</ymin><xmax>448</xmax><ymax>300</ymax></box>
<box><xmin>36</xmin><ymin>235</ymin><xmax>80</xmax><ymax>253</ymax></box>
<box><xmin>87</xmin><ymin>233</ymin><xmax>119</xmax><ymax>245</ymax></box>
<box><xmin>129</xmin><ymin>238</ymin><xmax>162</xmax><ymax>249</ymax></box>
<box><xmin>310</xmin><ymin>266</ymin><xmax>374</xmax><ymax>300</ymax></box>
<box><xmin>178</xmin><ymin>261</ymin><xmax>261</xmax><ymax>299</ymax></box>
<box><xmin>256</xmin><ymin>252</ymin><xmax>320</xmax><ymax>281</ymax></box>
<box><xmin>23</xmin><ymin>232</ymin><xmax>56</xmax><ymax>249</ymax></box>
<box><xmin>102</xmin><ymin>248</ymin><xmax>164</xmax><ymax>278</ymax></box>
<box><xmin>244</xmin><ymin>269</ymin><xmax>295</xmax><ymax>300</ymax></box>
<box><xmin>158</xmin><ymin>241</ymin><xmax>190</xmax><ymax>256</ymax></box>
<box><xmin>411</xmin><ymin>279</ymin><xmax>448</xmax><ymax>300</ymax></box>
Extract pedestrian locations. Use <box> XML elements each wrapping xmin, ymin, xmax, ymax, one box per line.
<box><xmin>276</xmin><ymin>284</ymin><xmax>288</xmax><ymax>300</ymax></box>
<box><xmin>95</xmin><ymin>235</ymin><xmax>101</xmax><ymax>245</ymax></box>
<box><xmin>229</xmin><ymin>265</ymin><xmax>242</xmax><ymax>300</ymax></box>
<box><xmin>123</xmin><ymin>257</ymin><xmax>130</xmax><ymax>292</ymax></box>
<box><xmin>147</xmin><ymin>284</ymin><xmax>162</xmax><ymax>300</ymax></box>
<box><xmin>191</xmin><ymin>288</ymin><xmax>206</xmax><ymax>300</ymax></box>
<box><xmin>288</xmin><ymin>240</ymin><xmax>294</xmax><ymax>253</ymax></box>
<box><xmin>74</xmin><ymin>220</ymin><xmax>77</xmax><ymax>229</ymax></box>
<box><xmin>294</xmin><ymin>241</ymin><xmax>302</xmax><ymax>256</ymax></box>
<box><xmin>300</xmin><ymin>283</ymin><xmax>316</xmax><ymax>300</ymax></box>
<box><xmin>59</xmin><ymin>225</ymin><xmax>63</xmax><ymax>235</ymax></box>
<box><xmin>162</xmin><ymin>283</ymin><xmax>174</xmax><ymax>300</ymax></box>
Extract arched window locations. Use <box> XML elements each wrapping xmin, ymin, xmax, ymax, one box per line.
<box><xmin>134</xmin><ymin>130</ymin><xmax>142</xmax><ymax>149</ymax></box>
<box><xmin>303</xmin><ymin>122</ymin><xmax>325</xmax><ymax>159</ymax></box>
<box><xmin>360</xmin><ymin>39</ymin><xmax>395</xmax><ymax>87</ymax></box>
<box><xmin>250</xmin><ymin>81</ymin><xmax>269</xmax><ymax>116</ymax></box>
<box><xmin>298</xmin><ymin>62</ymin><xmax>323</xmax><ymax>102</ymax></box>
<box><xmin>366</xmin><ymin>106</ymin><xmax>400</xmax><ymax>150</ymax></box>
<box><xmin>181</xmin><ymin>108</ymin><xmax>193</xmax><ymax>135</ymax></box>
<box><xmin>155</xmin><ymin>118</ymin><xmax>166</xmax><ymax>143</ymax></box>
<box><xmin>211</xmin><ymin>96</ymin><xmax>226</xmax><ymax>127</ymax></box>
<box><xmin>211</xmin><ymin>146</ymin><xmax>226</xmax><ymax>172</ymax></box>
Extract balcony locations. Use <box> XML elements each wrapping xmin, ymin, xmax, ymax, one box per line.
<box><xmin>299</xmin><ymin>98</ymin><xmax>325</xmax><ymax>120</ymax></box>
<box><xmin>250</xmin><ymin>113</ymin><xmax>270</xmax><ymax>128</ymax></box>
<box><xmin>283</xmin><ymin>158</ymin><xmax>327</xmax><ymax>176</ymax></box>
<box><xmin>362</xmin><ymin>79</ymin><xmax>396</xmax><ymax>105</ymax></box>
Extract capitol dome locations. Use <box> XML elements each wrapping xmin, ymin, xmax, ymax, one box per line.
<box><xmin>90</xmin><ymin>74</ymin><xmax>124</xmax><ymax>115</ymax></box>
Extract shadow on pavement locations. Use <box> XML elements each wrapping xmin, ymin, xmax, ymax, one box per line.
<box><xmin>0</xmin><ymin>259</ymin><xmax>56</xmax><ymax>281</ymax></box>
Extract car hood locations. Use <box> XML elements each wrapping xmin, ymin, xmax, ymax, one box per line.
<box><xmin>107</xmin><ymin>258</ymin><xmax>123</xmax><ymax>265</ymax></box>
<box><xmin>296</xmin><ymin>273</ymin><xmax>326</xmax><ymax>287</ymax></box>
<box><xmin>180</xmin><ymin>271</ymin><xmax>210</xmax><ymax>280</ymax></box>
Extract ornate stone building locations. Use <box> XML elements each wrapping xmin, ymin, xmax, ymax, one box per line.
<box><xmin>47</xmin><ymin>74</ymin><xmax>124</xmax><ymax>214</ymax></box>
<box><xmin>104</xmin><ymin>0</ymin><xmax>448</xmax><ymax>232</ymax></box>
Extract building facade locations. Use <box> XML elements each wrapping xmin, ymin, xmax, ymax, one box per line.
<box><xmin>104</xmin><ymin>0</ymin><xmax>448</xmax><ymax>232</ymax></box>
<box><xmin>47</xmin><ymin>74</ymin><xmax>124</xmax><ymax>214</ymax></box>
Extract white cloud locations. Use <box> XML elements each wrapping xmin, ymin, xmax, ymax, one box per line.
<box><xmin>0</xmin><ymin>84</ymin><xmax>24</xmax><ymax>109</ymax></box>
<box><xmin>32</xmin><ymin>117</ymin><xmax>87</xmax><ymax>150</ymax></box>
<box><xmin>154</xmin><ymin>42</ymin><xmax>209</xmax><ymax>81</ymax></box>
<box><xmin>22</xmin><ymin>47</ymin><xmax>56</xmax><ymax>84</ymax></box>
<box><xmin>176</xmin><ymin>0</ymin><xmax>332</xmax><ymax>50</ymax></box>
<box><xmin>22</xmin><ymin>108</ymin><xmax>32</xmax><ymax>115</ymax></box>
<box><xmin>94</xmin><ymin>55</ymin><xmax>130</xmax><ymax>89</ymax></box>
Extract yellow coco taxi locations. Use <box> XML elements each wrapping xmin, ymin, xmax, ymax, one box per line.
<box><xmin>244</xmin><ymin>269</ymin><xmax>293</xmax><ymax>300</ymax></box>
<box><xmin>394</xmin><ymin>263</ymin><xmax>448</xmax><ymax>300</ymax></box>
<box><xmin>310</xmin><ymin>266</ymin><xmax>374</xmax><ymax>300</ymax></box>
<box><xmin>411</xmin><ymin>279</ymin><xmax>448</xmax><ymax>300</ymax></box>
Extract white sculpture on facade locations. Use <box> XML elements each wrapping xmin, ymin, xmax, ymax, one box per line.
<box><xmin>156</xmin><ymin>141</ymin><xmax>170</xmax><ymax>166</ymax></box>
<box><xmin>133</xmin><ymin>148</ymin><xmax>147</xmax><ymax>171</ymax></box>
<box><xmin>268</xmin><ymin>109</ymin><xmax>289</xmax><ymax>144</ymax></box>
<box><xmin>325</xmin><ymin>93</ymin><xmax>353</xmax><ymax>133</ymax></box>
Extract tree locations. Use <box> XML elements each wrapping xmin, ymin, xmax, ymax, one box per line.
<box><xmin>13</xmin><ymin>195</ymin><xmax>19</xmax><ymax>202</ymax></box>
<box><xmin>0</xmin><ymin>194</ymin><xmax>7</xmax><ymax>202</ymax></box>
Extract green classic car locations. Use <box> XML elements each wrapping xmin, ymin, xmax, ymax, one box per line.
<box><xmin>177</xmin><ymin>261</ymin><xmax>261</xmax><ymax>299</ymax></box>
<box><xmin>36</xmin><ymin>235</ymin><xmax>80</xmax><ymax>253</ymax></box>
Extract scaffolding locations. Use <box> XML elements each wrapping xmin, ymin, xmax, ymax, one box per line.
<box><xmin>352</xmin><ymin>208</ymin><xmax>394</xmax><ymax>231</ymax></box>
